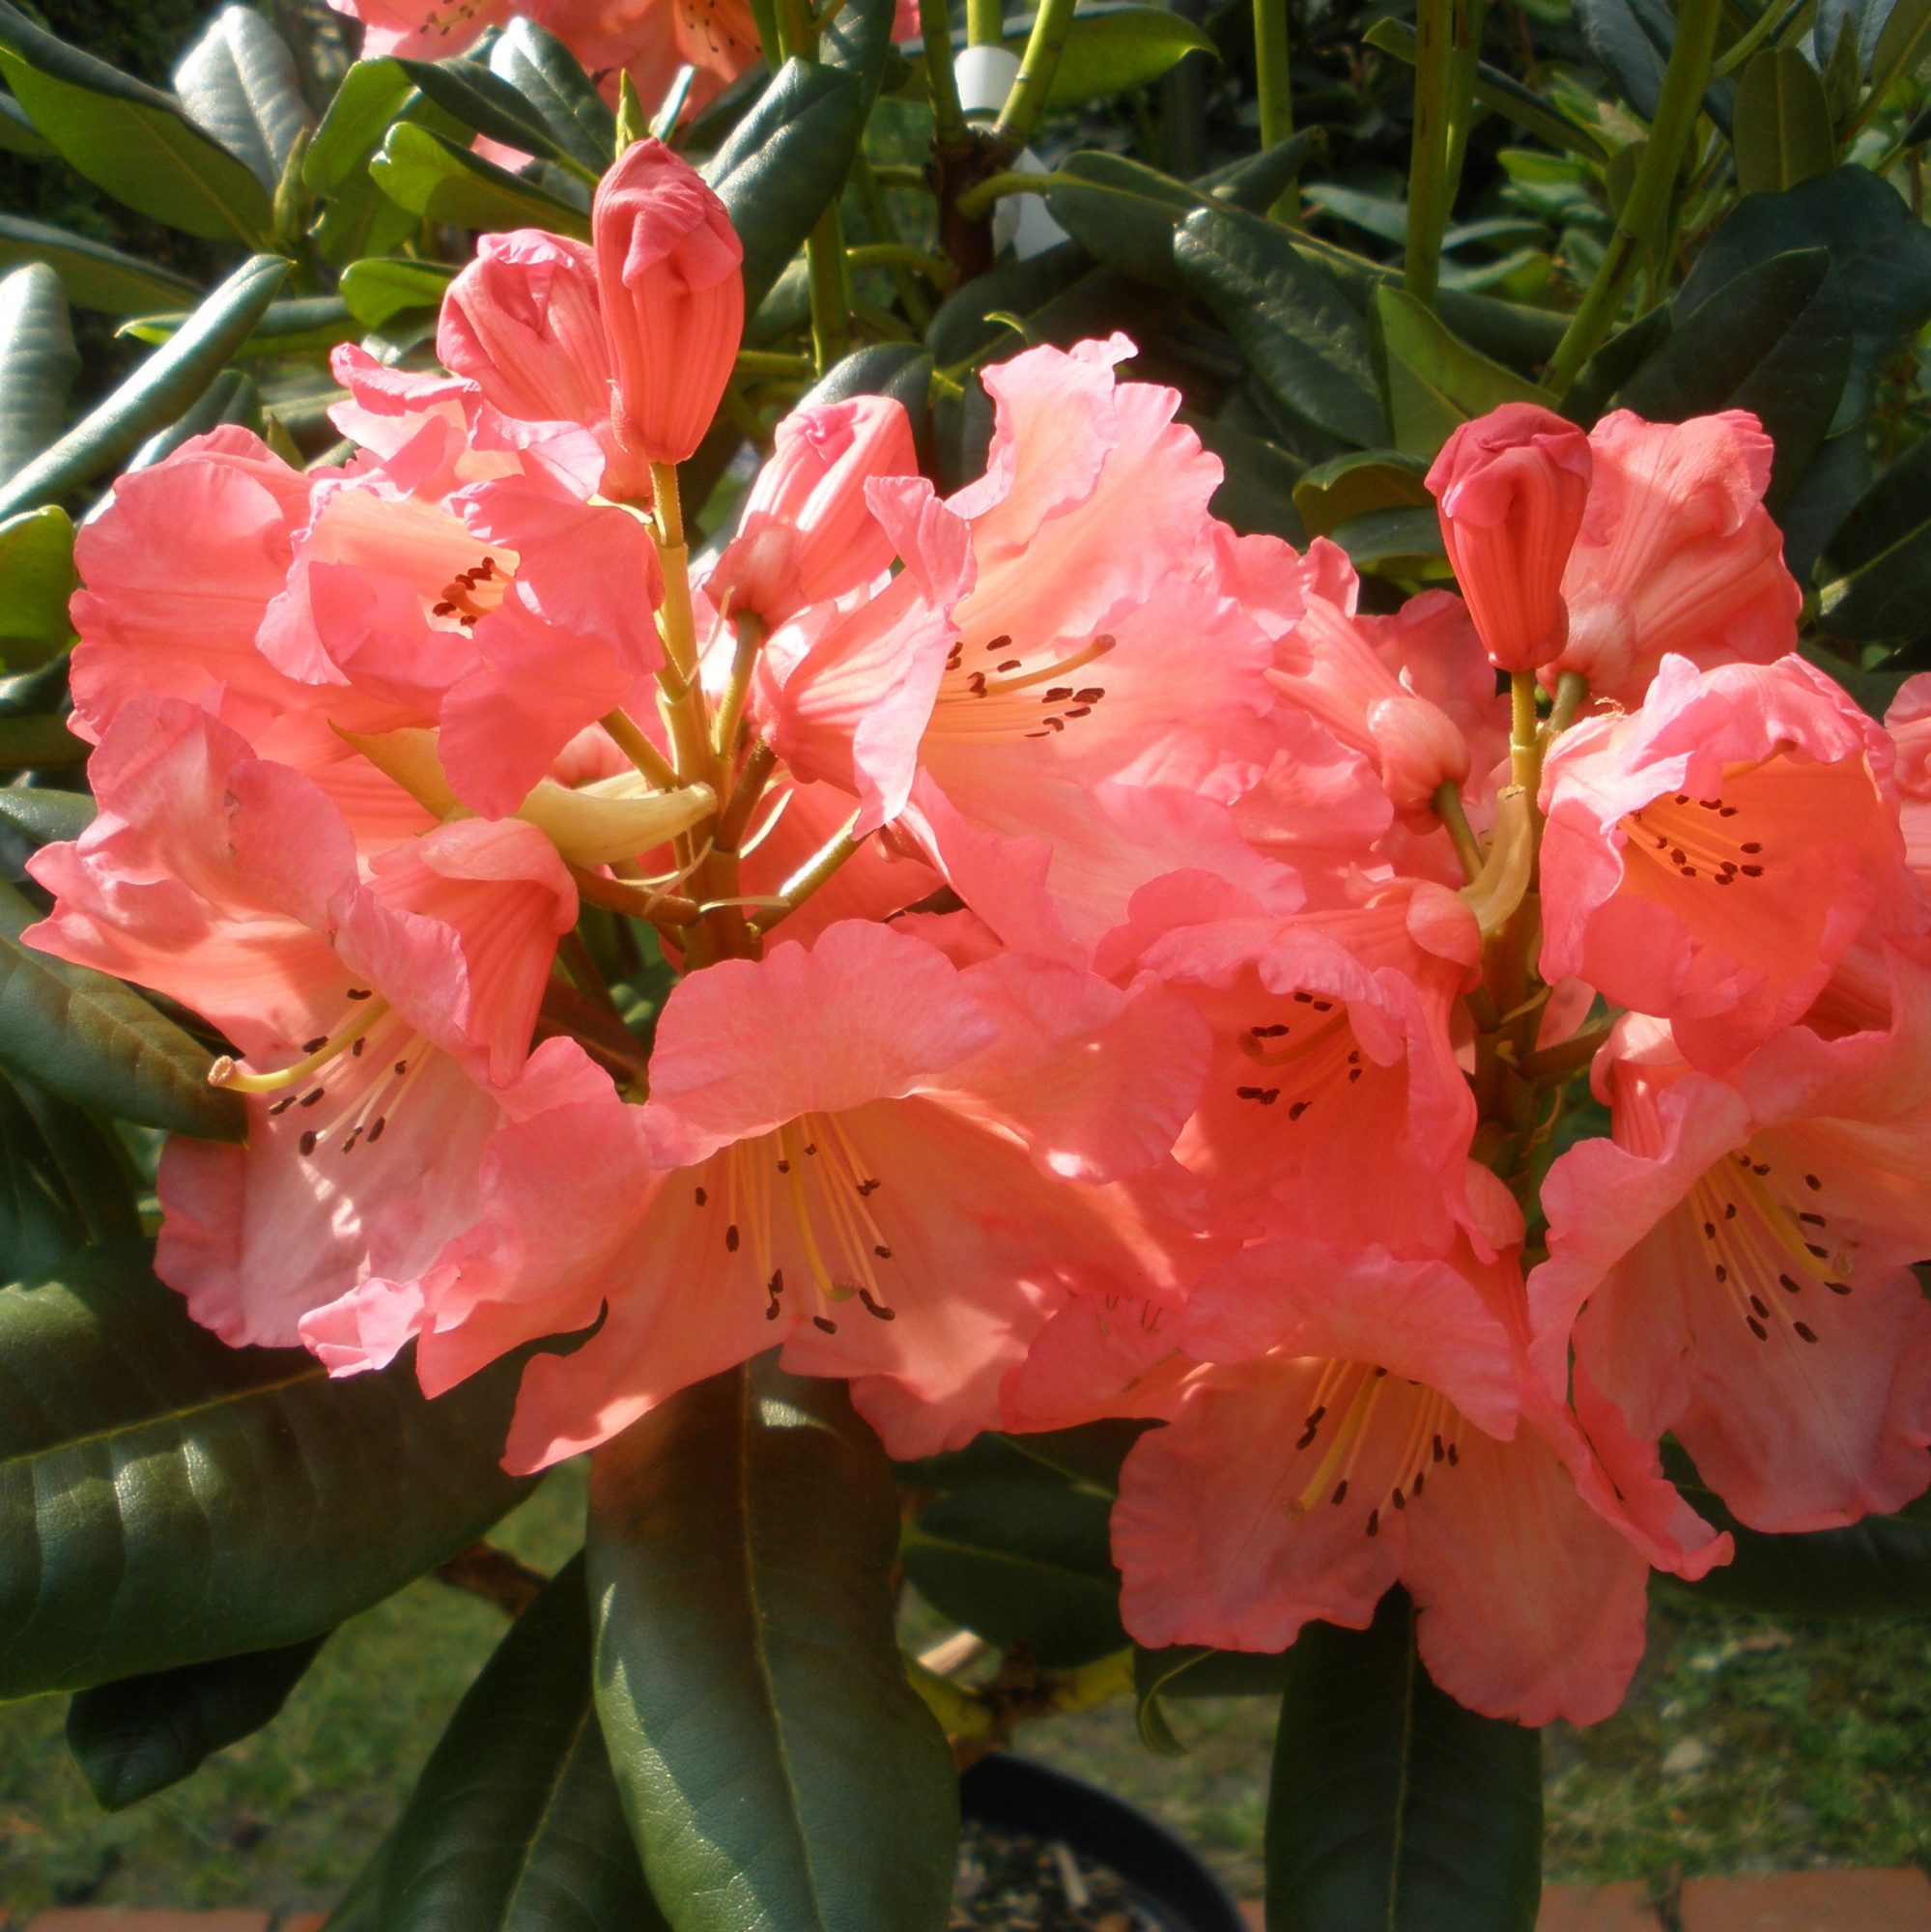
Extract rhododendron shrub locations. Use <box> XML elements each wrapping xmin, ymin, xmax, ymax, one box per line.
<box><xmin>7</xmin><ymin>0</ymin><xmax>1931</xmax><ymax>1924</ymax></box>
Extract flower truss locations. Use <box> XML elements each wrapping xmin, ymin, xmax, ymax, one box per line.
<box><xmin>30</xmin><ymin>140</ymin><xmax>1931</xmax><ymax>1731</ymax></box>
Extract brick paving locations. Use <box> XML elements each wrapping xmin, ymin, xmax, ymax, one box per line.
<box><xmin>18</xmin><ymin>1872</ymin><xmax>1931</xmax><ymax>1929</ymax></box>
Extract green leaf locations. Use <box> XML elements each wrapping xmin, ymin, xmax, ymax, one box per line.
<box><xmin>1330</xmin><ymin>504</ymin><xmax>1448</xmax><ymax>575</ymax></box>
<box><xmin>0</xmin><ymin>876</ymin><xmax>243</xmax><ymax>1141</ymax></box>
<box><xmin>903</xmin><ymin>1477</ymin><xmax>1124</xmax><ymax>1667</ymax></box>
<box><xmin>0</xmin><ymin>86</ymin><xmax>50</xmax><ymax>156</ymax></box>
<box><xmin>0</xmin><ymin>214</ymin><xmax>199</xmax><ymax>316</ymax></box>
<box><xmin>0</xmin><ymin>1242</ymin><xmax>534</xmax><ymax>1697</ymax></box>
<box><xmin>1293</xmin><ymin>450</ymin><xmax>1433</xmax><ymax>541</ymax></box>
<box><xmin>1364</xmin><ymin>17</ymin><xmax>1612</xmax><ymax>162</ymax></box>
<box><xmin>822</xmin><ymin>0</ymin><xmax>901</xmax><ymax>116</ymax></box>
<box><xmin>1815</xmin><ymin>432</ymin><xmax>1931</xmax><ymax>641</ymax></box>
<box><xmin>119</xmin><ymin>294</ymin><xmax>355</xmax><ymax>359</ymax></box>
<box><xmin>705</xmin><ymin>60</ymin><xmax>866</xmax><ymax>314</ymax></box>
<box><xmin>0</xmin><ymin>252</ymin><xmax>289</xmax><ymax>523</ymax></box>
<box><xmin>1176</xmin><ymin>206</ymin><xmax>1385</xmax><ymax>448</ymax></box>
<box><xmin>1869</xmin><ymin>0</ymin><xmax>1931</xmax><ymax>106</ymax></box>
<box><xmin>1193</xmin><ymin>129</ymin><xmax>1324</xmax><ymax>213</ymax></box>
<box><xmin>489</xmin><ymin>19</ymin><xmax>616</xmax><ymax>174</ymax></box>
<box><xmin>339</xmin><ymin>256</ymin><xmax>456</xmax><ymax>330</ymax></box>
<box><xmin>1673</xmin><ymin>1483</ymin><xmax>1931</xmax><ymax>1617</ymax></box>
<box><xmin>0</xmin><ymin>506</ymin><xmax>75</xmax><ymax>674</ymax></box>
<box><xmin>66</xmin><ymin>1634</ymin><xmax>327</xmax><ymax>1809</ymax></box>
<box><xmin>1371</xmin><ymin>287</ymin><xmax>1553</xmax><ymax>458</ymax></box>
<box><xmin>0</xmin><ymin>714</ymin><xmax>85</xmax><ymax>770</ymax></box>
<box><xmin>1732</xmin><ymin>47</ymin><xmax>1836</xmax><ymax>195</ymax></box>
<box><xmin>0</xmin><ymin>1073</ymin><xmax>98</xmax><ymax>1274</ymax></box>
<box><xmin>372</xmin><ymin>122</ymin><xmax>591</xmax><ymax>239</ymax></box>
<box><xmin>1618</xmin><ymin>246</ymin><xmax>1848</xmax><ymax>504</ymax></box>
<box><xmin>1191</xmin><ymin>413</ymin><xmax>1307</xmax><ymax>543</ymax></box>
<box><xmin>1044</xmin><ymin>6</ymin><xmax>1219</xmax><ymax>106</ymax></box>
<box><xmin>379</xmin><ymin>1559</ymin><xmax>670</xmax><ymax>1930</ymax></box>
<box><xmin>0</xmin><ymin>786</ymin><xmax>91</xmax><ymax>847</ymax></box>
<box><xmin>304</xmin><ymin>58</ymin><xmax>414</xmax><ymax>195</ymax></box>
<box><xmin>0</xmin><ymin>1</ymin><xmax>272</xmax><ymax>244</ymax></box>
<box><xmin>1264</xmin><ymin>1594</ymin><xmax>1542</xmax><ymax>1932</ymax></box>
<box><xmin>588</xmin><ymin>1359</ymin><xmax>957</xmax><ymax>1932</ymax></box>
<box><xmin>0</xmin><ymin>264</ymin><xmax>75</xmax><ymax>484</ymax></box>
<box><xmin>381</xmin><ymin>53</ymin><xmax>592</xmax><ymax>176</ymax></box>
<box><xmin>1044</xmin><ymin>151</ymin><xmax>1198</xmax><ymax>287</ymax></box>
<box><xmin>172</xmin><ymin>5</ymin><xmax>314</xmax><ymax>193</ymax></box>
<box><xmin>124</xmin><ymin>368</ymin><xmax>262</xmax><ymax>476</ymax></box>
<box><xmin>1133</xmin><ymin>1645</ymin><xmax>1292</xmax><ymax>1754</ymax></box>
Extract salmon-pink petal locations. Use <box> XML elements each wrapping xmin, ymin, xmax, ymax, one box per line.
<box><xmin>640</xmin><ymin>921</ymin><xmax>999</xmax><ymax>1165</ymax></box>
<box><xmin>1001</xmin><ymin>1291</ymin><xmax>1194</xmax><ymax>1432</ymax></box>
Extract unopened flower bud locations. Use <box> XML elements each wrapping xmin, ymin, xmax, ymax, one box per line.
<box><xmin>439</xmin><ymin>231</ymin><xmax>611</xmax><ymax>428</ymax></box>
<box><xmin>1427</xmin><ymin>403</ymin><xmax>1592</xmax><ymax>672</ymax></box>
<box><xmin>592</xmin><ymin>139</ymin><xmax>744</xmax><ymax>467</ymax></box>
<box><xmin>710</xmin><ymin>397</ymin><xmax>919</xmax><ymax>622</ymax></box>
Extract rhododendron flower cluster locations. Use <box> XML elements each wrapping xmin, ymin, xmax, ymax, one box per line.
<box><xmin>30</xmin><ymin>142</ymin><xmax>1931</xmax><ymax>1736</ymax></box>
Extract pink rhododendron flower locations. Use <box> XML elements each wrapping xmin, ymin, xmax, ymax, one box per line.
<box><xmin>709</xmin><ymin>396</ymin><xmax>921</xmax><ymax>626</ymax></box>
<box><xmin>1426</xmin><ymin>402</ymin><xmax>1592</xmax><ymax>672</ymax></box>
<box><xmin>1540</xmin><ymin>653</ymin><xmax>1922</xmax><ymax>1069</ymax></box>
<box><xmin>594</xmin><ymin>139</ymin><xmax>744</xmax><ymax>467</ymax></box>
<box><xmin>23</xmin><ymin>700</ymin><xmax>578</xmax><ymax>1350</ymax></box>
<box><xmin>1008</xmin><ymin>1179</ymin><xmax>1726</xmax><ymax>1726</ymax></box>
<box><xmin>1093</xmin><ymin>874</ymin><xmax>1484</xmax><ymax>1256</ymax></box>
<box><xmin>761</xmin><ymin>337</ymin><xmax>1292</xmax><ymax>958</ymax></box>
<box><xmin>1551</xmin><ymin>410</ymin><xmax>1799</xmax><ymax>708</ymax></box>
<box><xmin>350</xmin><ymin>920</ymin><xmax>1213</xmax><ymax>1471</ymax></box>
<box><xmin>1532</xmin><ymin>981</ymin><xmax>1931</xmax><ymax>1534</ymax></box>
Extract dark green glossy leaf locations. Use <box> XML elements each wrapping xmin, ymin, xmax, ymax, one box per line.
<box><xmin>0</xmin><ymin>2</ymin><xmax>271</xmax><ymax>243</ymax></box>
<box><xmin>372</xmin><ymin>122</ymin><xmax>591</xmax><ymax>238</ymax></box>
<box><xmin>1044</xmin><ymin>151</ymin><xmax>1198</xmax><ymax>287</ymax></box>
<box><xmin>903</xmin><ymin>1477</ymin><xmax>1124</xmax><ymax>1667</ymax></box>
<box><xmin>1619</xmin><ymin>246</ymin><xmax>1847</xmax><ymax>503</ymax></box>
<box><xmin>1732</xmin><ymin>47</ymin><xmax>1836</xmax><ymax>195</ymax></box>
<box><xmin>1193</xmin><ymin>130</ymin><xmax>1323</xmax><ymax>213</ymax></box>
<box><xmin>0</xmin><ymin>214</ymin><xmax>198</xmax><ymax>316</ymax></box>
<box><xmin>0</xmin><ymin>876</ymin><xmax>243</xmax><ymax>1141</ymax></box>
<box><xmin>1371</xmin><ymin>287</ymin><xmax>1552</xmax><ymax>459</ymax></box>
<box><xmin>1815</xmin><ymin>431</ymin><xmax>1931</xmax><ymax>641</ymax></box>
<box><xmin>173</xmin><ymin>5</ymin><xmax>314</xmax><ymax>192</ymax></box>
<box><xmin>0</xmin><ymin>786</ymin><xmax>91</xmax><ymax>847</ymax></box>
<box><xmin>304</xmin><ymin>57</ymin><xmax>414</xmax><ymax>195</ymax></box>
<box><xmin>1292</xmin><ymin>450</ymin><xmax>1433</xmax><ymax>541</ymax></box>
<box><xmin>1678</xmin><ymin>168</ymin><xmax>1931</xmax><ymax>432</ymax></box>
<box><xmin>799</xmin><ymin>341</ymin><xmax>933</xmax><ymax>446</ymax></box>
<box><xmin>0</xmin><ymin>506</ymin><xmax>74</xmax><ymax>674</ymax></box>
<box><xmin>339</xmin><ymin>256</ymin><xmax>456</xmax><ymax>330</ymax></box>
<box><xmin>0</xmin><ymin>253</ymin><xmax>289</xmax><ymax>522</ymax></box>
<box><xmin>0</xmin><ymin>87</ymin><xmax>49</xmax><ymax>156</ymax></box>
<box><xmin>382</xmin><ymin>53</ymin><xmax>591</xmax><ymax>175</ymax></box>
<box><xmin>1190</xmin><ymin>413</ymin><xmax>1306</xmax><ymax>542</ymax></box>
<box><xmin>0</xmin><ymin>264</ymin><xmax>75</xmax><ymax>484</ymax></box>
<box><xmin>1045</xmin><ymin>6</ymin><xmax>1218</xmax><ymax>104</ymax></box>
<box><xmin>0</xmin><ymin>713</ymin><xmax>85</xmax><ymax>769</ymax></box>
<box><xmin>822</xmin><ymin>0</ymin><xmax>900</xmax><ymax>116</ymax></box>
<box><xmin>588</xmin><ymin>1358</ymin><xmax>957</xmax><ymax>1932</ymax></box>
<box><xmin>1264</xmin><ymin>1594</ymin><xmax>1542</xmax><ymax>1932</ymax></box>
<box><xmin>67</xmin><ymin>1634</ymin><xmax>327</xmax><ymax>1809</ymax></box>
<box><xmin>489</xmin><ymin>19</ymin><xmax>616</xmax><ymax>174</ymax></box>
<box><xmin>1330</xmin><ymin>504</ymin><xmax>1447</xmax><ymax>574</ymax></box>
<box><xmin>1577</xmin><ymin>0</ymin><xmax>1733</xmax><ymax>129</ymax></box>
<box><xmin>1176</xmin><ymin>206</ymin><xmax>1385</xmax><ymax>448</ymax></box>
<box><xmin>124</xmin><ymin>368</ymin><xmax>262</xmax><ymax>475</ymax></box>
<box><xmin>0</xmin><ymin>1073</ymin><xmax>98</xmax><ymax>1275</ymax></box>
<box><xmin>1557</xmin><ymin>304</ymin><xmax>1671</xmax><ymax>425</ymax></box>
<box><xmin>120</xmin><ymin>294</ymin><xmax>355</xmax><ymax>359</ymax></box>
<box><xmin>380</xmin><ymin>1559</ymin><xmax>669</xmax><ymax>1930</ymax></box>
<box><xmin>705</xmin><ymin>60</ymin><xmax>866</xmax><ymax>314</ymax></box>
<box><xmin>0</xmin><ymin>1242</ymin><xmax>533</xmax><ymax>1697</ymax></box>
<box><xmin>4</xmin><ymin>1072</ymin><xmax>138</xmax><ymax>1252</ymax></box>
<box><xmin>1672</xmin><ymin>1477</ymin><xmax>1931</xmax><ymax>1617</ymax></box>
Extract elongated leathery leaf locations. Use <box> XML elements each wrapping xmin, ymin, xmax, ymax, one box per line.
<box><xmin>67</xmin><ymin>1635</ymin><xmax>327</xmax><ymax>1809</ymax></box>
<box><xmin>0</xmin><ymin>264</ymin><xmax>75</xmax><ymax>484</ymax></box>
<box><xmin>172</xmin><ymin>5</ymin><xmax>314</xmax><ymax>192</ymax></box>
<box><xmin>380</xmin><ymin>1559</ymin><xmax>670</xmax><ymax>1931</ymax></box>
<box><xmin>0</xmin><ymin>252</ymin><xmax>288</xmax><ymax>522</ymax></box>
<box><xmin>0</xmin><ymin>1</ymin><xmax>271</xmax><ymax>243</ymax></box>
<box><xmin>0</xmin><ymin>214</ymin><xmax>198</xmax><ymax>316</ymax></box>
<box><xmin>0</xmin><ymin>878</ymin><xmax>241</xmax><ymax>1141</ymax></box>
<box><xmin>1264</xmin><ymin>1593</ymin><xmax>1541</xmax><ymax>1932</ymax></box>
<box><xmin>490</xmin><ymin>20</ymin><xmax>615</xmax><ymax>174</ymax></box>
<box><xmin>0</xmin><ymin>1242</ymin><xmax>533</xmax><ymax>1696</ymax></box>
<box><xmin>589</xmin><ymin>1358</ymin><xmax>957</xmax><ymax>1932</ymax></box>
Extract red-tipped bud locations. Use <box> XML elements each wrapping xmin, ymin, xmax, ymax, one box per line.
<box><xmin>592</xmin><ymin>139</ymin><xmax>744</xmax><ymax>468</ymax></box>
<box><xmin>439</xmin><ymin>230</ymin><xmax>611</xmax><ymax>429</ymax></box>
<box><xmin>1426</xmin><ymin>403</ymin><xmax>1592</xmax><ymax>672</ymax></box>
<box><xmin>710</xmin><ymin>397</ymin><xmax>920</xmax><ymax>623</ymax></box>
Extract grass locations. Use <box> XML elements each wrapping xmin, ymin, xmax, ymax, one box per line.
<box><xmin>2</xmin><ymin>1470</ymin><xmax>1926</xmax><ymax>1917</ymax></box>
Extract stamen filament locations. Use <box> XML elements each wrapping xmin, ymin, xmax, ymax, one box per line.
<box><xmin>211</xmin><ymin>998</ymin><xmax>390</xmax><ymax>1093</ymax></box>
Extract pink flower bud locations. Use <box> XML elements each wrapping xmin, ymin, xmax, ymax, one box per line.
<box><xmin>1366</xmin><ymin>694</ymin><xmax>1471</xmax><ymax>815</ymax></box>
<box><xmin>439</xmin><ymin>231</ymin><xmax>611</xmax><ymax>431</ymax></box>
<box><xmin>710</xmin><ymin>397</ymin><xmax>920</xmax><ymax>623</ymax></box>
<box><xmin>592</xmin><ymin>139</ymin><xmax>744</xmax><ymax>468</ymax></box>
<box><xmin>1426</xmin><ymin>403</ymin><xmax>1592</xmax><ymax>672</ymax></box>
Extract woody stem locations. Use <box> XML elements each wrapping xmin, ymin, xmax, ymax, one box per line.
<box><xmin>753</xmin><ymin>822</ymin><xmax>867</xmax><ymax>936</ymax></box>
